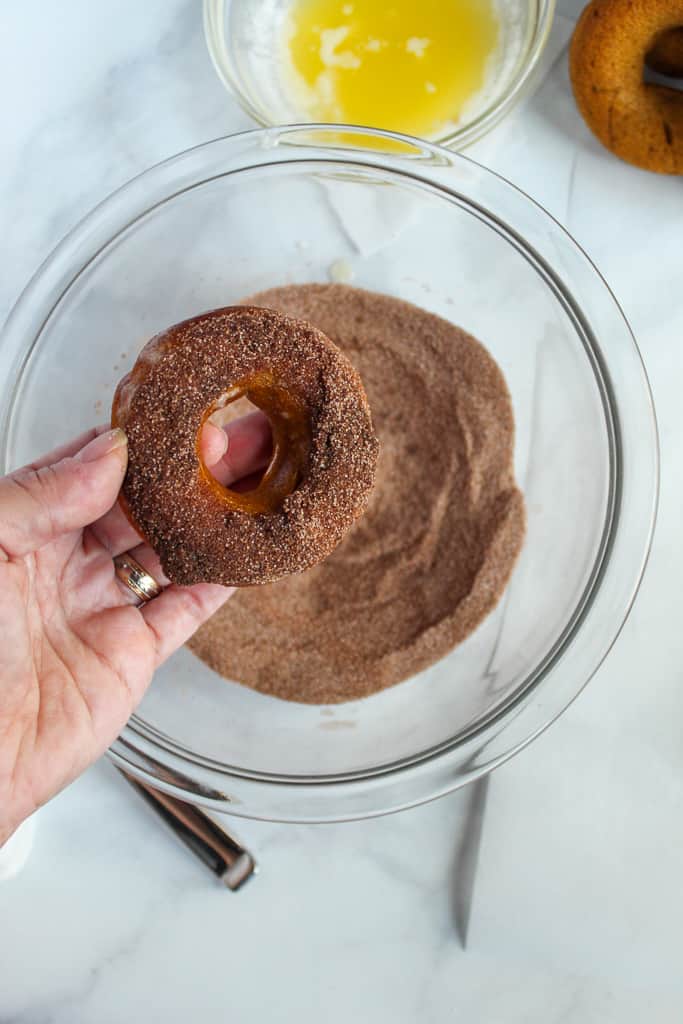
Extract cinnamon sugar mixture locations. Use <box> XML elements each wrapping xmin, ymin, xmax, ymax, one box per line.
<box><xmin>188</xmin><ymin>284</ymin><xmax>525</xmax><ymax>704</ymax></box>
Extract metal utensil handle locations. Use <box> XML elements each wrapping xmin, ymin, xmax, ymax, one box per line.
<box><xmin>118</xmin><ymin>769</ymin><xmax>256</xmax><ymax>890</ymax></box>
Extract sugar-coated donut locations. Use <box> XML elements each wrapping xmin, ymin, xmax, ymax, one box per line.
<box><xmin>112</xmin><ymin>306</ymin><xmax>379</xmax><ymax>586</ymax></box>
<box><xmin>570</xmin><ymin>0</ymin><xmax>683</xmax><ymax>174</ymax></box>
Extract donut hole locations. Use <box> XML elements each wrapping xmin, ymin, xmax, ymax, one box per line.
<box><xmin>199</xmin><ymin>375</ymin><xmax>311</xmax><ymax>515</ymax></box>
<box><xmin>643</xmin><ymin>63</ymin><xmax>683</xmax><ymax>91</ymax></box>
<box><xmin>645</xmin><ymin>26</ymin><xmax>683</xmax><ymax>86</ymax></box>
<box><xmin>206</xmin><ymin>397</ymin><xmax>274</xmax><ymax>492</ymax></box>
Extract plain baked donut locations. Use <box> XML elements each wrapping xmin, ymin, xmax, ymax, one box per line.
<box><xmin>570</xmin><ymin>0</ymin><xmax>683</xmax><ymax>174</ymax></box>
<box><xmin>112</xmin><ymin>305</ymin><xmax>379</xmax><ymax>586</ymax></box>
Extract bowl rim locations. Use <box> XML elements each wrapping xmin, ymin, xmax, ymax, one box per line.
<box><xmin>0</xmin><ymin>124</ymin><xmax>659</xmax><ymax>821</ymax></box>
<box><xmin>202</xmin><ymin>0</ymin><xmax>557</xmax><ymax>150</ymax></box>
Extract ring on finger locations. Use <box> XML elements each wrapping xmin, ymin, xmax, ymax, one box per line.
<box><xmin>113</xmin><ymin>552</ymin><xmax>163</xmax><ymax>604</ymax></box>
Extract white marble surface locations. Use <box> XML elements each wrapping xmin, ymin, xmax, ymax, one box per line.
<box><xmin>1</xmin><ymin>1</ymin><xmax>683</xmax><ymax>1020</ymax></box>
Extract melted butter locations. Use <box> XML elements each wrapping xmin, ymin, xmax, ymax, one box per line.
<box><xmin>283</xmin><ymin>0</ymin><xmax>499</xmax><ymax>138</ymax></box>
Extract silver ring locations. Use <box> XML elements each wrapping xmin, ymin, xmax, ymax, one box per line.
<box><xmin>113</xmin><ymin>553</ymin><xmax>163</xmax><ymax>603</ymax></box>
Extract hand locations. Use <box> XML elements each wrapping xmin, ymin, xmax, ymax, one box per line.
<box><xmin>0</xmin><ymin>413</ymin><xmax>271</xmax><ymax>845</ymax></box>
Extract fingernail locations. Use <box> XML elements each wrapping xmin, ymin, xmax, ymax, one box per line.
<box><xmin>205</xmin><ymin>421</ymin><xmax>229</xmax><ymax>462</ymax></box>
<box><xmin>77</xmin><ymin>428</ymin><xmax>128</xmax><ymax>463</ymax></box>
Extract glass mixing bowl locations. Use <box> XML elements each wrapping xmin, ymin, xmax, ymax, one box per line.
<box><xmin>0</xmin><ymin>126</ymin><xmax>657</xmax><ymax>821</ymax></box>
<box><xmin>204</xmin><ymin>0</ymin><xmax>556</xmax><ymax>149</ymax></box>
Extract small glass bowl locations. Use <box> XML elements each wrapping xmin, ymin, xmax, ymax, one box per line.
<box><xmin>0</xmin><ymin>126</ymin><xmax>658</xmax><ymax>822</ymax></box>
<box><xmin>204</xmin><ymin>0</ymin><xmax>556</xmax><ymax>149</ymax></box>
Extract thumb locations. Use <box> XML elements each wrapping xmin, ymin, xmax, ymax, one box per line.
<box><xmin>0</xmin><ymin>428</ymin><xmax>128</xmax><ymax>559</ymax></box>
